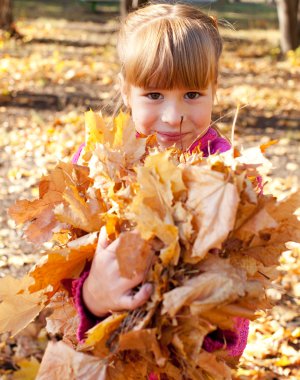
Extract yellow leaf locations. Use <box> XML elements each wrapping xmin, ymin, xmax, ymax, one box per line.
<box><xmin>274</xmin><ymin>355</ymin><xmax>292</xmax><ymax>367</ymax></box>
<box><xmin>130</xmin><ymin>163</ymin><xmax>180</xmax><ymax>265</ymax></box>
<box><xmin>14</xmin><ymin>358</ymin><xmax>40</xmax><ymax>380</ymax></box>
<box><xmin>144</xmin><ymin>151</ymin><xmax>186</xmax><ymax>195</ymax></box>
<box><xmin>0</xmin><ymin>276</ymin><xmax>47</xmax><ymax>336</ymax></box>
<box><xmin>81</xmin><ymin>313</ymin><xmax>128</xmax><ymax>357</ymax></box>
<box><xmin>82</xmin><ymin>110</ymin><xmax>105</xmax><ymax>160</ymax></box>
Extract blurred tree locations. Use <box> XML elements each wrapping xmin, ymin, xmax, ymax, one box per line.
<box><xmin>276</xmin><ymin>0</ymin><xmax>300</xmax><ymax>52</ymax></box>
<box><xmin>0</xmin><ymin>0</ymin><xmax>13</xmax><ymax>31</ymax></box>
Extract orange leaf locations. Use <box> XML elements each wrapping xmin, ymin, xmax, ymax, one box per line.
<box><xmin>29</xmin><ymin>233</ymin><xmax>97</xmax><ymax>294</ymax></box>
<box><xmin>115</xmin><ymin>231</ymin><xmax>154</xmax><ymax>279</ymax></box>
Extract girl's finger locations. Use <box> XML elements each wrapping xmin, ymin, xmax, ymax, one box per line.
<box><xmin>97</xmin><ymin>226</ymin><xmax>110</xmax><ymax>250</ymax></box>
<box><xmin>119</xmin><ymin>283</ymin><xmax>153</xmax><ymax>310</ymax></box>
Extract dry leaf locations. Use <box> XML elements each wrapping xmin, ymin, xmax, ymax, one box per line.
<box><xmin>118</xmin><ymin>329</ymin><xmax>167</xmax><ymax>367</ymax></box>
<box><xmin>115</xmin><ymin>231</ymin><xmax>154</xmax><ymax>279</ymax></box>
<box><xmin>37</xmin><ymin>341</ymin><xmax>106</xmax><ymax>380</ymax></box>
<box><xmin>0</xmin><ymin>275</ymin><xmax>48</xmax><ymax>336</ymax></box>
<box><xmin>183</xmin><ymin>166</ymin><xmax>239</xmax><ymax>261</ymax></box>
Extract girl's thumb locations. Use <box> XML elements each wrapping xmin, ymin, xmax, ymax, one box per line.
<box><xmin>97</xmin><ymin>226</ymin><xmax>110</xmax><ymax>250</ymax></box>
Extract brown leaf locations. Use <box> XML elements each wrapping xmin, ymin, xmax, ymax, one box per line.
<box><xmin>115</xmin><ymin>231</ymin><xmax>154</xmax><ymax>279</ymax></box>
<box><xmin>171</xmin><ymin>317</ymin><xmax>213</xmax><ymax>364</ymax></box>
<box><xmin>46</xmin><ymin>291</ymin><xmax>79</xmax><ymax>346</ymax></box>
<box><xmin>118</xmin><ymin>329</ymin><xmax>167</xmax><ymax>367</ymax></box>
<box><xmin>197</xmin><ymin>351</ymin><xmax>232</xmax><ymax>380</ymax></box>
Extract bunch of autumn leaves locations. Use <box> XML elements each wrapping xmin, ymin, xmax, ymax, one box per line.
<box><xmin>2</xmin><ymin>111</ymin><xmax>300</xmax><ymax>380</ymax></box>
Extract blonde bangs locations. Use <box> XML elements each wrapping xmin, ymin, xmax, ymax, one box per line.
<box><xmin>123</xmin><ymin>17</ymin><xmax>218</xmax><ymax>90</ymax></box>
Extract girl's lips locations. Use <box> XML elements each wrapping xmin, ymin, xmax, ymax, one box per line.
<box><xmin>156</xmin><ymin>131</ymin><xmax>189</xmax><ymax>142</ymax></box>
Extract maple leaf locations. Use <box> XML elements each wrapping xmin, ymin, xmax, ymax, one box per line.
<box><xmin>118</xmin><ymin>328</ymin><xmax>167</xmax><ymax>367</ymax></box>
<box><xmin>82</xmin><ymin>111</ymin><xmax>146</xmax><ymax>168</ymax></box>
<box><xmin>197</xmin><ymin>351</ymin><xmax>232</xmax><ymax>380</ymax></box>
<box><xmin>46</xmin><ymin>291</ymin><xmax>79</xmax><ymax>346</ymax></box>
<box><xmin>114</xmin><ymin>231</ymin><xmax>154</xmax><ymax>279</ymax></box>
<box><xmin>29</xmin><ymin>233</ymin><xmax>97</xmax><ymax>294</ymax></box>
<box><xmin>54</xmin><ymin>184</ymin><xmax>103</xmax><ymax>232</ymax></box>
<box><xmin>8</xmin><ymin>162</ymin><xmax>91</xmax><ymax>244</ymax></box>
<box><xmin>37</xmin><ymin>341</ymin><xmax>107</xmax><ymax>380</ymax></box>
<box><xmin>183</xmin><ymin>166</ymin><xmax>240</xmax><ymax>261</ymax></box>
<box><xmin>82</xmin><ymin>109</ymin><xmax>106</xmax><ymax>161</ymax></box>
<box><xmin>143</xmin><ymin>151</ymin><xmax>186</xmax><ymax>196</ymax></box>
<box><xmin>80</xmin><ymin>313</ymin><xmax>127</xmax><ymax>357</ymax></box>
<box><xmin>171</xmin><ymin>317</ymin><xmax>213</xmax><ymax>364</ymax></box>
<box><xmin>130</xmin><ymin>163</ymin><xmax>180</xmax><ymax>265</ymax></box>
<box><xmin>0</xmin><ymin>275</ymin><xmax>48</xmax><ymax>336</ymax></box>
<box><xmin>163</xmin><ymin>255</ymin><xmax>248</xmax><ymax>318</ymax></box>
<box><xmin>239</xmin><ymin>191</ymin><xmax>300</xmax><ymax>266</ymax></box>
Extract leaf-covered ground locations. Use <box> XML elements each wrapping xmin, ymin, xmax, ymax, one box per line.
<box><xmin>0</xmin><ymin>1</ymin><xmax>299</xmax><ymax>379</ymax></box>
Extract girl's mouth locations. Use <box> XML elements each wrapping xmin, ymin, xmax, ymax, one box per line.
<box><xmin>156</xmin><ymin>131</ymin><xmax>189</xmax><ymax>142</ymax></box>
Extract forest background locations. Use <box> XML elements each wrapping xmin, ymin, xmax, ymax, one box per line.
<box><xmin>0</xmin><ymin>0</ymin><xmax>299</xmax><ymax>379</ymax></box>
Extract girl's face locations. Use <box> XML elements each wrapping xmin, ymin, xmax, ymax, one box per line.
<box><xmin>124</xmin><ymin>84</ymin><xmax>214</xmax><ymax>151</ymax></box>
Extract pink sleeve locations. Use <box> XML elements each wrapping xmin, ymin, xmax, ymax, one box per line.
<box><xmin>203</xmin><ymin>317</ymin><xmax>249</xmax><ymax>357</ymax></box>
<box><xmin>72</xmin><ymin>270</ymin><xmax>103</xmax><ymax>342</ymax></box>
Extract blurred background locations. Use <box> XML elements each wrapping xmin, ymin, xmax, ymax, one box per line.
<box><xmin>0</xmin><ymin>1</ymin><xmax>299</xmax><ymax>379</ymax></box>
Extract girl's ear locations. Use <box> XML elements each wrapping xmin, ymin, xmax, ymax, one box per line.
<box><xmin>118</xmin><ymin>73</ymin><xmax>130</xmax><ymax>108</ymax></box>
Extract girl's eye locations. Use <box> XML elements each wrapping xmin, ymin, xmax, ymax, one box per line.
<box><xmin>185</xmin><ymin>92</ymin><xmax>201</xmax><ymax>100</ymax></box>
<box><xmin>146</xmin><ymin>93</ymin><xmax>162</xmax><ymax>100</ymax></box>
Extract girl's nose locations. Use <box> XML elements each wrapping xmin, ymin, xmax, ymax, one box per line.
<box><xmin>161</xmin><ymin>104</ymin><xmax>183</xmax><ymax>127</ymax></box>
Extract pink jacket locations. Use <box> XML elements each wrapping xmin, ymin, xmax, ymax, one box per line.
<box><xmin>70</xmin><ymin>128</ymin><xmax>249</xmax><ymax>357</ymax></box>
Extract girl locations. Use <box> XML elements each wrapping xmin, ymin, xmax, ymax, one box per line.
<box><xmin>62</xmin><ymin>1</ymin><xmax>248</xmax><ymax>377</ymax></box>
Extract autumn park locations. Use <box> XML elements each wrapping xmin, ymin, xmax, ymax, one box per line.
<box><xmin>0</xmin><ymin>0</ymin><xmax>299</xmax><ymax>379</ymax></box>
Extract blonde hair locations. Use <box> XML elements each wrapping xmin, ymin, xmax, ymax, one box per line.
<box><xmin>117</xmin><ymin>2</ymin><xmax>222</xmax><ymax>90</ymax></box>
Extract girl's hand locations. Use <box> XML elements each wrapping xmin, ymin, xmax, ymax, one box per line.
<box><xmin>82</xmin><ymin>227</ymin><xmax>153</xmax><ymax>317</ymax></box>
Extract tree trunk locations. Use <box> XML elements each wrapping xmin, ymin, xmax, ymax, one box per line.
<box><xmin>120</xmin><ymin>0</ymin><xmax>148</xmax><ymax>18</ymax></box>
<box><xmin>277</xmin><ymin>0</ymin><xmax>300</xmax><ymax>52</ymax></box>
<box><xmin>0</xmin><ymin>0</ymin><xmax>13</xmax><ymax>31</ymax></box>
